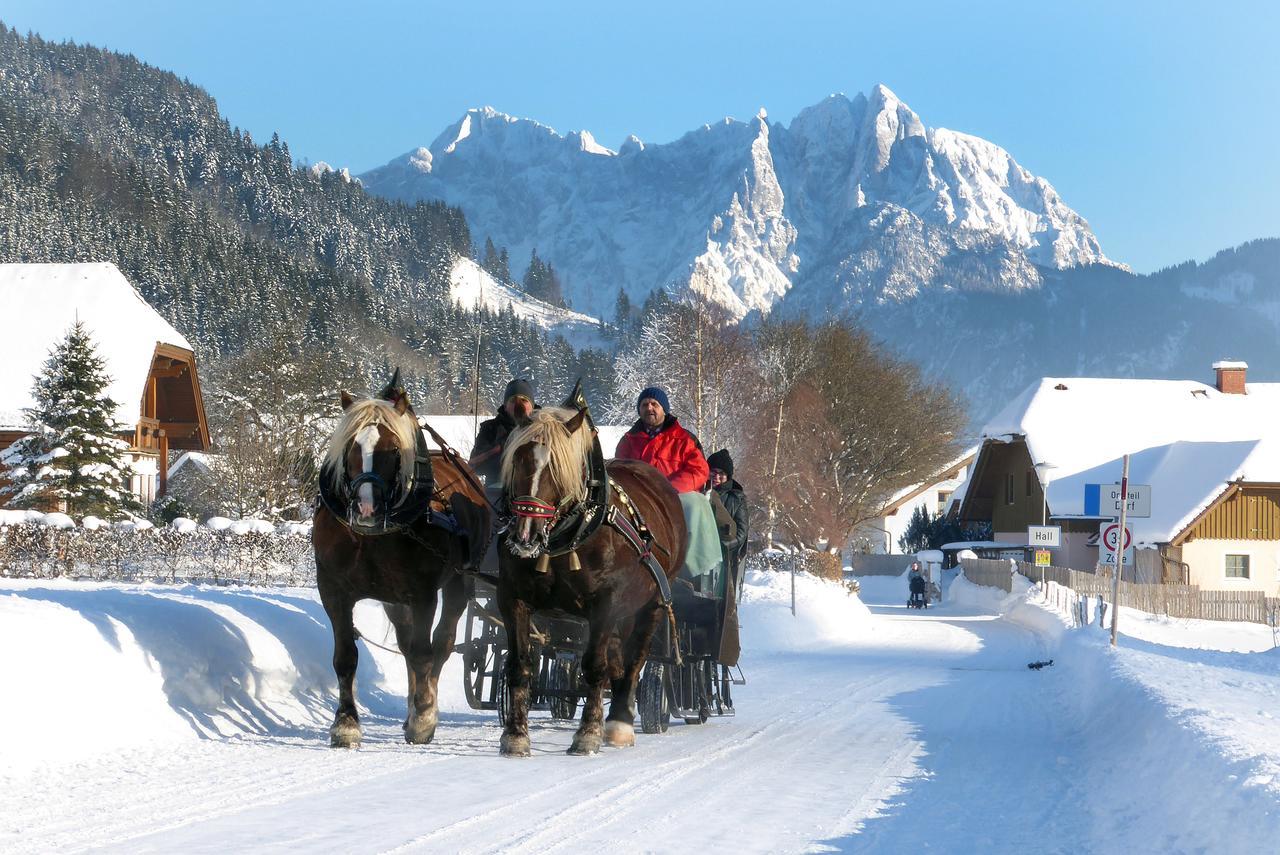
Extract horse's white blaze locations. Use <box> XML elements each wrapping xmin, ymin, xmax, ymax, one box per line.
<box><xmin>519</xmin><ymin>442</ymin><xmax>551</xmax><ymax>544</ymax></box>
<box><xmin>354</xmin><ymin>424</ymin><xmax>380</xmax><ymax>517</ymax></box>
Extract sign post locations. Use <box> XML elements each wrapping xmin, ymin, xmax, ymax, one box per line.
<box><xmin>1027</xmin><ymin>525</ymin><xmax>1061</xmax><ymax>597</ymax></box>
<box><xmin>1110</xmin><ymin>455</ymin><xmax>1130</xmax><ymax>647</ymax></box>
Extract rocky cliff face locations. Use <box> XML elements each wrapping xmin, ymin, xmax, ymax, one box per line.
<box><xmin>361</xmin><ymin>86</ymin><xmax>1114</xmax><ymax>321</ymax></box>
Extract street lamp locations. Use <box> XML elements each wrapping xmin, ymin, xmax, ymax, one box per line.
<box><xmin>1034</xmin><ymin>462</ymin><xmax>1058</xmax><ymax>597</ymax></box>
<box><xmin>1033</xmin><ymin>462</ymin><xmax>1058</xmax><ymax>526</ymax></box>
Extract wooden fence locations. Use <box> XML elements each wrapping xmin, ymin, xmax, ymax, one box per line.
<box><xmin>958</xmin><ymin>558</ymin><xmax>1015</xmax><ymax>593</ymax></box>
<box><xmin>963</xmin><ymin>558</ymin><xmax>1280</xmax><ymax>625</ymax></box>
<box><xmin>847</xmin><ymin>554</ymin><xmax>914</xmax><ymax>576</ymax></box>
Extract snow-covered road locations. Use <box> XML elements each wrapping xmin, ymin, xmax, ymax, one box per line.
<box><xmin>4</xmin><ymin>571</ymin><xmax>1279</xmax><ymax>853</ymax></box>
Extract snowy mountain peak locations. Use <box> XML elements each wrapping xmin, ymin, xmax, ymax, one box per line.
<box><xmin>619</xmin><ymin>134</ymin><xmax>644</xmax><ymax>155</ymax></box>
<box><xmin>569</xmin><ymin>129</ymin><xmax>615</xmax><ymax>156</ymax></box>
<box><xmin>362</xmin><ymin>87</ymin><xmax>1118</xmax><ymax>320</ymax></box>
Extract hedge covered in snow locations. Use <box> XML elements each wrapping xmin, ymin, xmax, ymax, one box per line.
<box><xmin>0</xmin><ymin>511</ymin><xmax>315</xmax><ymax>585</ymax></box>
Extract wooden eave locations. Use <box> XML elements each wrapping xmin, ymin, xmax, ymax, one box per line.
<box><xmin>956</xmin><ymin>438</ymin><xmax>1012</xmax><ymax>522</ymax></box>
<box><xmin>1169</xmin><ymin>481</ymin><xmax>1280</xmax><ymax>546</ymax></box>
<box><xmin>880</xmin><ymin>452</ymin><xmax>977</xmax><ymax>517</ymax></box>
<box><xmin>1170</xmin><ymin>482</ymin><xmax>1241</xmax><ymax>546</ymax></box>
<box><xmin>147</xmin><ymin>343</ymin><xmax>211</xmax><ymax>451</ymax></box>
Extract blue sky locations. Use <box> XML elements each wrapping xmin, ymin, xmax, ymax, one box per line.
<box><xmin>4</xmin><ymin>0</ymin><xmax>1278</xmax><ymax>273</ymax></box>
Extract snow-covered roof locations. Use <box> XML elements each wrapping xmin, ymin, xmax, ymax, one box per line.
<box><xmin>880</xmin><ymin>444</ymin><xmax>978</xmax><ymax>514</ymax></box>
<box><xmin>980</xmin><ymin>377</ymin><xmax>1280</xmax><ymax>545</ymax></box>
<box><xmin>167</xmin><ymin>451</ymin><xmax>213</xmax><ymax>480</ymax></box>
<box><xmin>0</xmin><ymin>263</ymin><xmax>192</xmax><ymax>431</ymax></box>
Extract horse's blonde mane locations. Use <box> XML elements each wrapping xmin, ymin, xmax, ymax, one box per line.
<box><xmin>500</xmin><ymin>406</ymin><xmax>593</xmax><ymax>496</ymax></box>
<box><xmin>323</xmin><ymin>398</ymin><xmax>418</xmax><ymax>500</ymax></box>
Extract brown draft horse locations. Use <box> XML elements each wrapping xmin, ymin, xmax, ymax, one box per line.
<box><xmin>498</xmin><ymin>406</ymin><xmax>687</xmax><ymax>756</ymax></box>
<box><xmin>312</xmin><ymin>390</ymin><xmax>488</xmax><ymax>748</ymax></box>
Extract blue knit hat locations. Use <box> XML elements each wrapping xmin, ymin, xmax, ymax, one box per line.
<box><xmin>637</xmin><ymin>386</ymin><xmax>670</xmax><ymax>414</ymax></box>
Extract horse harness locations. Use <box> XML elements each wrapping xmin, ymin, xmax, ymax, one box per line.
<box><xmin>508</xmin><ymin>436</ymin><xmax>673</xmax><ymax>608</ymax></box>
<box><xmin>318</xmin><ymin>420</ymin><xmax>486</xmax><ymax>562</ymax></box>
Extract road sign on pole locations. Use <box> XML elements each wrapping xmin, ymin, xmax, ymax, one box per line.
<box><xmin>1099</xmin><ymin>521</ymin><xmax>1133</xmax><ymax>566</ymax></box>
<box><xmin>1035</xmin><ymin>550</ymin><xmax>1052</xmax><ymax>567</ymax></box>
<box><xmin>1084</xmin><ymin>483</ymin><xmax>1151</xmax><ymax>518</ymax></box>
<box><xmin>1027</xmin><ymin>525</ymin><xmax>1061</xmax><ymax>548</ymax></box>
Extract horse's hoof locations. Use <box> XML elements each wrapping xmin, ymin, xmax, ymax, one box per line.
<box><xmin>500</xmin><ymin>733</ymin><xmax>531</xmax><ymax>757</ymax></box>
<box><xmin>604</xmin><ymin>720</ymin><xmax>635</xmax><ymax>748</ymax></box>
<box><xmin>568</xmin><ymin>731</ymin><xmax>602</xmax><ymax>756</ymax></box>
<box><xmin>404</xmin><ymin>709</ymin><xmax>438</xmax><ymax>745</ymax></box>
<box><xmin>330</xmin><ymin>716</ymin><xmax>361</xmax><ymax>749</ymax></box>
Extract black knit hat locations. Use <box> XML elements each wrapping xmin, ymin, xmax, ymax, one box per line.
<box><xmin>707</xmin><ymin>448</ymin><xmax>733</xmax><ymax>479</ymax></box>
<box><xmin>503</xmin><ymin>378</ymin><xmax>535</xmax><ymax>404</ymax></box>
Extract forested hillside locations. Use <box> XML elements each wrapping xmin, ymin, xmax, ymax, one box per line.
<box><xmin>0</xmin><ymin>25</ymin><xmax>611</xmax><ymax>410</ymax></box>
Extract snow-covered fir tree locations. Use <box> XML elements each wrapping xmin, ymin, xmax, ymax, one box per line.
<box><xmin>0</xmin><ymin>322</ymin><xmax>140</xmax><ymax>518</ymax></box>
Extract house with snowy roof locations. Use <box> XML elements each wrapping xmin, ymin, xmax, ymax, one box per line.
<box><xmin>854</xmin><ymin>447</ymin><xmax>977</xmax><ymax>554</ymax></box>
<box><xmin>0</xmin><ymin>263</ymin><xmax>210</xmax><ymax>507</ymax></box>
<box><xmin>955</xmin><ymin>362</ymin><xmax>1280</xmax><ymax>595</ymax></box>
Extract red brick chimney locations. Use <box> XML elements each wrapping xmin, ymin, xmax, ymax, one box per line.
<box><xmin>1213</xmin><ymin>360</ymin><xmax>1248</xmax><ymax>394</ymax></box>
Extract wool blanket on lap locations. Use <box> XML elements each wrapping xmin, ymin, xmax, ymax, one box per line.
<box><xmin>679</xmin><ymin>491</ymin><xmax>723</xmax><ymax>585</ymax></box>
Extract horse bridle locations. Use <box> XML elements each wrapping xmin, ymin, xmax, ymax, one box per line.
<box><xmin>343</xmin><ymin>441</ymin><xmax>407</xmax><ymax>533</ymax></box>
<box><xmin>506</xmin><ymin>454</ymin><xmax>589</xmax><ymax>541</ymax></box>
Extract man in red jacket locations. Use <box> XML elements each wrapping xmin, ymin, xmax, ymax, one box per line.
<box><xmin>615</xmin><ymin>386</ymin><xmax>709</xmax><ymax>494</ymax></box>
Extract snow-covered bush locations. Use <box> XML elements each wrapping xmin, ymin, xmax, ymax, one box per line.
<box><xmin>0</xmin><ymin>522</ymin><xmax>315</xmax><ymax>586</ymax></box>
<box><xmin>747</xmin><ymin>548</ymin><xmax>844</xmax><ymax>583</ymax></box>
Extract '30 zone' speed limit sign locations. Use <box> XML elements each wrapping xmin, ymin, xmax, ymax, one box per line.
<box><xmin>1099</xmin><ymin>522</ymin><xmax>1133</xmax><ymax>565</ymax></box>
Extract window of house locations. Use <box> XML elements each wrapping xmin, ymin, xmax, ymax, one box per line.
<box><xmin>1005</xmin><ymin>473</ymin><xmax>1015</xmax><ymax>505</ymax></box>
<box><xmin>1025</xmin><ymin>469</ymin><xmax>1035</xmax><ymax>498</ymax></box>
<box><xmin>1225</xmin><ymin>554</ymin><xmax>1250</xmax><ymax>579</ymax></box>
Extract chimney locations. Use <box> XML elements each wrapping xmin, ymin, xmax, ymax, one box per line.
<box><xmin>1213</xmin><ymin>360</ymin><xmax>1248</xmax><ymax>394</ymax></box>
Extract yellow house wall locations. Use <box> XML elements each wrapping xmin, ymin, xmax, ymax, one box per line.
<box><xmin>1180</xmin><ymin>538</ymin><xmax>1280</xmax><ymax>596</ymax></box>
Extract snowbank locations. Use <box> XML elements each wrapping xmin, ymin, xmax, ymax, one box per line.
<box><xmin>41</xmin><ymin>512</ymin><xmax>75</xmax><ymax>529</ymax></box>
<box><xmin>0</xmin><ymin>580</ymin><xmax>409</xmax><ymax>775</ymax></box>
<box><xmin>950</xmin><ymin>570</ymin><xmax>1071</xmax><ymax>645</ymax></box>
<box><xmin>739</xmin><ymin>568</ymin><xmax>872</xmax><ymax>652</ymax></box>
<box><xmin>229</xmin><ymin>518</ymin><xmax>275</xmax><ymax>535</ymax></box>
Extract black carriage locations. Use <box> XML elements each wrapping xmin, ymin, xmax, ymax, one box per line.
<box><xmin>457</xmin><ymin>558</ymin><xmax>744</xmax><ymax>730</ymax></box>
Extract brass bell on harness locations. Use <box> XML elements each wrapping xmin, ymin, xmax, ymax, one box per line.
<box><xmin>535</xmin><ymin>553</ymin><xmax>551</xmax><ymax>574</ymax></box>
<box><xmin>568</xmin><ymin>551</ymin><xmax>582</xmax><ymax>572</ymax></box>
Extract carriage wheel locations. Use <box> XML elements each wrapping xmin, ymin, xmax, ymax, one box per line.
<box><xmin>547</xmin><ymin>658</ymin><xmax>578</xmax><ymax>721</ymax></box>
<box><xmin>638</xmin><ymin>662</ymin><xmax>670</xmax><ymax>734</ymax></box>
<box><xmin>494</xmin><ymin>653</ymin><xmax>512</xmax><ymax>726</ymax></box>
<box><xmin>683</xmin><ymin>660</ymin><xmax>710</xmax><ymax>725</ymax></box>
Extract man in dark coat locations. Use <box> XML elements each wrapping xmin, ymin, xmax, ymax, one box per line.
<box><xmin>707</xmin><ymin>448</ymin><xmax>748</xmax><ymax>594</ymax></box>
<box><xmin>469</xmin><ymin>378</ymin><xmax>536</xmax><ymax>487</ymax></box>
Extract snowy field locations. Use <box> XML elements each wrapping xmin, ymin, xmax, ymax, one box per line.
<box><xmin>3</xmin><ymin>568</ymin><xmax>1280</xmax><ymax>853</ymax></box>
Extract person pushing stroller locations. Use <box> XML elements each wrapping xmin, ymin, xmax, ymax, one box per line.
<box><xmin>908</xmin><ymin>561</ymin><xmax>928</xmax><ymax>609</ymax></box>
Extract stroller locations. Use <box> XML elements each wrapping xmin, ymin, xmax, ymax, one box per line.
<box><xmin>907</xmin><ymin>569</ymin><xmax>929</xmax><ymax>609</ymax></box>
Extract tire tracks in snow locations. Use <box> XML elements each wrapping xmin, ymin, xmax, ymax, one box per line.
<box><xmin>381</xmin><ymin>670</ymin><xmax>905</xmax><ymax>854</ymax></box>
